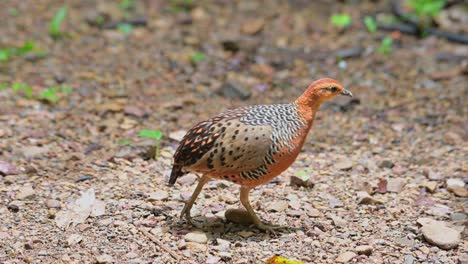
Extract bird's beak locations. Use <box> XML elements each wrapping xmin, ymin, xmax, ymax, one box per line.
<box><xmin>340</xmin><ymin>89</ymin><xmax>353</xmax><ymax>97</ymax></box>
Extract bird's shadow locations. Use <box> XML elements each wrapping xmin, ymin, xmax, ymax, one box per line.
<box><xmin>167</xmin><ymin>215</ymin><xmax>300</xmax><ymax>241</ymax></box>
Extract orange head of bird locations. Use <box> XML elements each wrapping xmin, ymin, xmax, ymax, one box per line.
<box><xmin>296</xmin><ymin>78</ymin><xmax>352</xmax><ymax>109</ymax></box>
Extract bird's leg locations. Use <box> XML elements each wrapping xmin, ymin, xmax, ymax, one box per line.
<box><xmin>180</xmin><ymin>174</ymin><xmax>210</xmax><ymax>224</ymax></box>
<box><xmin>239</xmin><ymin>186</ymin><xmax>282</xmax><ymax>233</ymax></box>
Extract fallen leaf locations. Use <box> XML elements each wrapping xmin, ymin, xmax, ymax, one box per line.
<box><xmin>55</xmin><ymin>188</ymin><xmax>106</xmax><ymax>229</ymax></box>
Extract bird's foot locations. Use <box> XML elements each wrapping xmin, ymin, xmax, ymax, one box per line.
<box><xmin>179</xmin><ymin>203</ymin><xmax>192</xmax><ymax>224</ymax></box>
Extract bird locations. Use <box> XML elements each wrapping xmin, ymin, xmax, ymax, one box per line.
<box><xmin>169</xmin><ymin>78</ymin><xmax>352</xmax><ymax>232</ymax></box>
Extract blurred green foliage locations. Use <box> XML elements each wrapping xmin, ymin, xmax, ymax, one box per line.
<box><xmin>331</xmin><ymin>14</ymin><xmax>352</xmax><ymax>28</ymax></box>
<box><xmin>49</xmin><ymin>7</ymin><xmax>68</xmax><ymax>38</ymax></box>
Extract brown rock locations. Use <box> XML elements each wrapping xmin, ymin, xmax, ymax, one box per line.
<box><xmin>336</xmin><ymin>251</ymin><xmax>357</xmax><ymax>263</ymax></box>
<box><xmin>225</xmin><ymin>208</ymin><xmax>254</xmax><ymax>225</ymax></box>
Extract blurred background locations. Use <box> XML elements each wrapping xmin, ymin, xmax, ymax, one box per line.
<box><xmin>0</xmin><ymin>0</ymin><xmax>466</xmax><ymax>263</ymax></box>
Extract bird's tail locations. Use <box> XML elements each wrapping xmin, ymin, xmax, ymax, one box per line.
<box><xmin>168</xmin><ymin>165</ymin><xmax>183</xmax><ymax>186</ymax></box>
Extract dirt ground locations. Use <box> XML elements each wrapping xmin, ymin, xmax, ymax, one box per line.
<box><xmin>0</xmin><ymin>0</ymin><xmax>466</xmax><ymax>263</ymax></box>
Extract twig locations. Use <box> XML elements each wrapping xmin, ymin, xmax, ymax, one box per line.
<box><xmin>138</xmin><ymin>227</ymin><xmax>181</xmax><ymax>261</ymax></box>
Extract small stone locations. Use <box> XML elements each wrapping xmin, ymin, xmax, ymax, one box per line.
<box><xmin>290</xmin><ymin>175</ymin><xmax>314</xmax><ymax>188</ymax></box>
<box><xmin>335</xmin><ymin>159</ymin><xmax>353</xmax><ymax>171</ymax></box>
<box><xmin>46</xmin><ymin>199</ymin><xmax>61</xmax><ymax>208</ymax></box>
<box><xmin>356</xmin><ymin>191</ymin><xmax>384</xmax><ymax>205</ymax></box>
<box><xmin>148</xmin><ymin>191</ymin><xmax>169</xmax><ymax>201</ymax></box>
<box><xmin>355</xmin><ymin>245</ymin><xmax>373</xmax><ymax>256</ymax></box>
<box><xmin>422</xmin><ymin>181</ymin><xmax>438</xmax><ymax>193</ymax></box>
<box><xmin>16</xmin><ymin>186</ymin><xmax>36</xmax><ymax>200</ymax></box>
<box><xmin>184</xmin><ymin>231</ymin><xmax>208</xmax><ymax>244</ymax></box>
<box><xmin>177</xmin><ymin>239</ymin><xmax>187</xmax><ymax>250</ymax></box>
<box><xmin>7</xmin><ymin>201</ymin><xmax>21</xmax><ymax>212</ymax></box>
<box><xmin>448</xmin><ymin>186</ymin><xmax>468</xmax><ymax>197</ymax></box>
<box><xmin>169</xmin><ymin>130</ymin><xmax>186</xmax><ymax>142</ymax></box>
<box><xmin>267</xmin><ymin>200</ymin><xmax>288</xmax><ymax>212</ymax></box>
<box><xmin>404</xmin><ymin>254</ymin><xmax>415</xmax><ymax>264</ymax></box>
<box><xmin>237</xmin><ymin>230</ymin><xmax>254</xmax><ymax>238</ymax></box>
<box><xmin>427</xmin><ymin>170</ymin><xmax>443</xmax><ymax>181</ymax></box>
<box><xmin>421</xmin><ymin>221</ymin><xmax>461</xmax><ymax>249</ymax></box>
<box><xmin>177</xmin><ymin>174</ymin><xmax>198</xmax><ymax>185</ymax></box>
<box><xmin>331</xmin><ymin>214</ymin><xmax>347</xmax><ymax>227</ymax></box>
<box><xmin>447</xmin><ymin>178</ymin><xmax>465</xmax><ymax>188</ymax></box>
<box><xmin>225</xmin><ymin>208</ymin><xmax>254</xmax><ymax>225</ymax></box>
<box><xmin>336</xmin><ymin>251</ymin><xmax>357</xmax><ymax>263</ymax></box>
<box><xmin>219</xmin><ymin>81</ymin><xmax>251</xmax><ymax>100</ymax></box>
<box><xmin>395</xmin><ymin>237</ymin><xmax>414</xmax><ymax>247</ymax></box>
<box><xmin>450</xmin><ymin>213</ymin><xmax>466</xmax><ymax>221</ymax></box>
<box><xmin>458</xmin><ymin>254</ymin><xmax>468</xmax><ymax>264</ymax></box>
<box><xmin>241</xmin><ymin>19</ymin><xmax>265</xmax><ymax>35</ymax></box>
<box><xmin>379</xmin><ymin>160</ymin><xmax>394</xmax><ymax>169</ymax></box>
<box><xmin>96</xmin><ymin>254</ymin><xmax>114</xmax><ymax>264</ymax></box>
<box><xmin>66</xmin><ymin>234</ymin><xmax>83</xmax><ymax>247</ymax></box>
<box><xmin>387</xmin><ymin>178</ymin><xmax>405</xmax><ymax>193</ymax></box>
<box><xmin>306</xmin><ymin>208</ymin><xmax>322</xmax><ymax>218</ymax></box>
<box><xmin>0</xmin><ymin>160</ymin><xmax>18</xmax><ymax>175</ymax></box>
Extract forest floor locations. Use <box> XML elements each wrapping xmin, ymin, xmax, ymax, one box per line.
<box><xmin>0</xmin><ymin>0</ymin><xmax>466</xmax><ymax>263</ymax></box>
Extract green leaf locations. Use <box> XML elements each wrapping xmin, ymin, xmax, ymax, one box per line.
<box><xmin>138</xmin><ymin>130</ymin><xmax>163</xmax><ymax>140</ymax></box>
<box><xmin>408</xmin><ymin>0</ymin><xmax>445</xmax><ymax>17</ymax></box>
<box><xmin>9</xmin><ymin>8</ymin><xmax>19</xmax><ymax>16</ymax></box>
<box><xmin>117</xmin><ymin>23</ymin><xmax>134</xmax><ymax>34</ymax></box>
<box><xmin>118</xmin><ymin>139</ymin><xmax>133</xmax><ymax>146</ymax></box>
<box><xmin>0</xmin><ymin>83</ymin><xmax>9</xmax><ymax>90</ymax></box>
<box><xmin>331</xmin><ymin>14</ymin><xmax>352</xmax><ymax>28</ymax></box>
<box><xmin>49</xmin><ymin>7</ymin><xmax>68</xmax><ymax>38</ymax></box>
<box><xmin>0</xmin><ymin>49</ymin><xmax>11</xmax><ymax>62</ymax></box>
<box><xmin>378</xmin><ymin>36</ymin><xmax>393</xmax><ymax>54</ymax></box>
<box><xmin>190</xmin><ymin>52</ymin><xmax>206</xmax><ymax>64</ymax></box>
<box><xmin>39</xmin><ymin>88</ymin><xmax>58</xmax><ymax>103</ymax></box>
<box><xmin>364</xmin><ymin>16</ymin><xmax>377</xmax><ymax>33</ymax></box>
<box><xmin>23</xmin><ymin>86</ymin><xmax>33</xmax><ymax>99</ymax></box>
<box><xmin>58</xmin><ymin>86</ymin><xmax>73</xmax><ymax>94</ymax></box>
<box><xmin>12</xmin><ymin>83</ymin><xmax>26</xmax><ymax>92</ymax></box>
<box><xmin>120</xmin><ymin>0</ymin><xmax>135</xmax><ymax>10</ymax></box>
<box><xmin>296</xmin><ymin>169</ymin><xmax>312</xmax><ymax>182</ymax></box>
<box><xmin>13</xmin><ymin>41</ymin><xmax>35</xmax><ymax>56</ymax></box>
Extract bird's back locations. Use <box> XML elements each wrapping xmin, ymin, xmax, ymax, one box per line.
<box><xmin>170</xmin><ymin>103</ymin><xmax>309</xmax><ymax>186</ymax></box>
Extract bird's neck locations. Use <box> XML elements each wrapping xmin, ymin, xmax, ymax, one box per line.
<box><xmin>294</xmin><ymin>94</ymin><xmax>323</xmax><ymax>123</ymax></box>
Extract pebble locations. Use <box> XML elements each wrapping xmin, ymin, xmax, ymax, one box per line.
<box><xmin>66</xmin><ymin>234</ymin><xmax>83</xmax><ymax>247</ymax></box>
<box><xmin>225</xmin><ymin>208</ymin><xmax>254</xmax><ymax>225</ymax></box>
<box><xmin>96</xmin><ymin>254</ymin><xmax>114</xmax><ymax>264</ymax></box>
<box><xmin>46</xmin><ymin>199</ymin><xmax>61</xmax><ymax>208</ymax></box>
<box><xmin>289</xmin><ymin>175</ymin><xmax>314</xmax><ymax>188</ymax></box>
<box><xmin>335</xmin><ymin>159</ymin><xmax>353</xmax><ymax>170</ymax></box>
<box><xmin>446</xmin><ymin>178</ymin><xmax>465</xmax><ymax>188</ymax></box>
<box><xmin>177</xmin><ymin>174</ymin><xmax>198</xmax><ymax>185</ymax></box>
<box><xmin>404</xmin><ymin>254</ymin><xmax>415</xmax><ymax>264</ymax></box>
<box><xmin>219</xmin><ymin>81</ymin><xmax>251</xmax><ymax>100</ymax></box>
<box><xmin>16</xmin><ymin>186</ymin><xmax>36</xmax><ymax>200</ymax></box>
<box><xmin>0</xmin><ymin>160</ymin><xmax>18</xmax><ymax>175</ymax></box>
<box><xmin>450</xmin><ymin>213</ymin><xmax>466</xmax><ymax>221</ymax></box>
<box><xmin>379</xmin><ymin>160</ymin><xmax>394</xmax><ymax>169</ymax></box>
<box><xmin>331</xmin><ymin>214</ymin><xmax>347</xmax><ymax>227</ymax></box>
<box><xmin>422</xmin><ymin>181</ymin><xmax>438</xmax><ymax>193</ymax></box>
<box><xmin>184</xmin><ymin>231</ymin><xmax>208</xmax><ymax>244</ymax></box>
<box><xmin>458</xmin><ymin>254</ymin><xmax>468</xmax><ymax>264</ymax></box>
<box><xmin>267</xmin><ymin>200</ymin><xmax>288</xmax><ymax>212</ymax></box>
<box><xmin>421</xmin><ymin>220</ymin><xmax>461</xmax><ymax>249</ymax></box>
<box><xmin>356</xmin><ymin>191</ymin><xmax>384</xmax><ymax>205</ymax></box>
<box><xmin>148</xmin><ymin>191</ymin><xmax>169</xmax><ymax>201</ymax></box>
<box><xmin>336</xmin><ymin>251</ymin><xmax>357</xmax><ymax>263</ymax></box>
<box><xmin>387</xmin><ymin>178</ymin><xmax>405</xmax><ymax>193</ymax></box>
<box><xmin>355</xmin><ymin>245</ymin><xmax>373</xmax><ymax>256</ymax></box>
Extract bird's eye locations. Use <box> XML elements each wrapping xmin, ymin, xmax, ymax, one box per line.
<box><xmin>330</xmin><ymin>86</ymin><xmax>338</xmax><ymax>92</ymax></box>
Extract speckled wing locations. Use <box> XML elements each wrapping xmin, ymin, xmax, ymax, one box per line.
<box><xmin>169</xmin><ymin>107</ymin><xmax>273</xmax><ymax>185</ymax></box>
